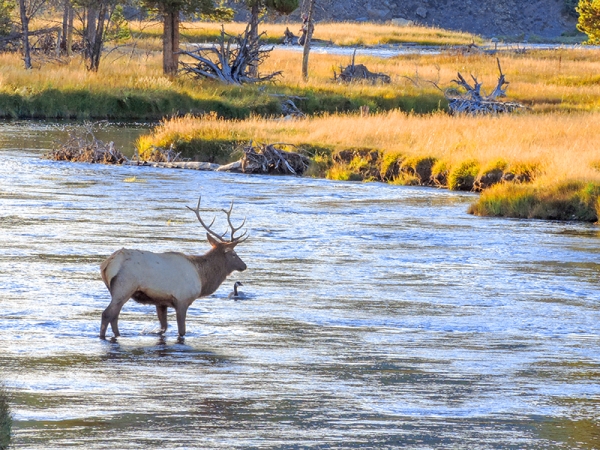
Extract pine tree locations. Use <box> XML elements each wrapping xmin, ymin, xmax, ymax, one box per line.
<box><xmin>142</xmin><ymin>0</ymin><xmax>215</xmax><ymax>75</ymax></box>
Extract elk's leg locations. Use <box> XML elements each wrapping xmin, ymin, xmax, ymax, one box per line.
<box><xmin>100</xmin><ymin>283</ymin><xmax>134</xmax><ymax>339</ymax></box>
<box><xmin>175</xmin><ymin>305</ymin><xmax>189</xmax><ymax>337</ymax></box>
<box><xmin>156</xmin><ymin>305</ymin><xmax>168</xmax><ymax>334</ymax></box>
<box><xmin>101</xmin><ymin>301</ymin><xmax>126</xmax><ymax>338</ymax></box>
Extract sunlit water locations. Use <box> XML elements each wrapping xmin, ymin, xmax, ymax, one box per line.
<box><xmin>1</xmin><ymin>122</ymin><xmax>599</xmax><ymax>449</ymax></box>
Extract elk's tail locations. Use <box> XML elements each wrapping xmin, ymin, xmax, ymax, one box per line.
<box><xmin>100</xmin><ymin>249</ymin><xmax>126</xmax><ymax>291</ymax></box>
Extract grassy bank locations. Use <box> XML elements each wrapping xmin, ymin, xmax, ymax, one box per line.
<box><xmin>1</xmin><ymin>22</ymin><xmax>600</xmax><ymax>118</ymax></box>
<box><xmin>137</xmin><ymin>111</ymin><xmax>600</xmax><ymax>221</ymax></box>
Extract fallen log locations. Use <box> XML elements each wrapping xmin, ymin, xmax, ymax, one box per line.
<box><xmin>126</xmin><ymin>161</ymin><xmax>220</xmax><ymax>171</ymax></box>
<box><xmin>334</xmin><ymin>50</ymin><xmax>390</xmax><ymax>84</ymax></box>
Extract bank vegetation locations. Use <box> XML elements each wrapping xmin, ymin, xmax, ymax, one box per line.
<box><xmin>137</xmin><ymin>111</ymin><xmax>600</xmax><ymax>221</ymax></box>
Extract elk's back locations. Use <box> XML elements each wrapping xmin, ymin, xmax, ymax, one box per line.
<box><xmin>100</xmin><ymin>248</ymin><xmax>203</xmax><ymax>302</ymax></box>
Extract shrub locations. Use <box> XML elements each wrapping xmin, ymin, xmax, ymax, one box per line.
<box><xmin>577</xmin><ymin>0</ymin><xmax>600</xmax><ymax>44</ymax></box>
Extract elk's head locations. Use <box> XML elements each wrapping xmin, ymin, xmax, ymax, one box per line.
<box><xmin>187</xmin><ymin>197</ymin><xmax>248</xmax><ymax>273</ymax></box>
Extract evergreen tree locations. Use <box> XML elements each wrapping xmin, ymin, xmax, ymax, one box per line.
<box><xmin>142</xmin><ymin>0</ymin><xmax>215</xmax><ymax>75</ymax></box>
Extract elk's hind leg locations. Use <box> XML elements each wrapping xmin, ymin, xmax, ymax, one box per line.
<box><xmin>100</xmin><ymin>281</ymin><xmax>135</xmax><ymax>339</ymax></box>
<box><xmin>156</xmin><ymin>305</ymin><xmax>168</xmax><ymax>334</ymax></box>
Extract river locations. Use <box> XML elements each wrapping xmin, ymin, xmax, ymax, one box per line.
<box><xmin>0</xmin><ymin>122</ymin><xmax>599</xmax><ymax>448</ymax></box>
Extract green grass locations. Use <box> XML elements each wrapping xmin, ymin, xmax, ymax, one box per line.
<box><xmin>0</xmin><ymin>383</ymin><xmax>11</xmax><ymax>450</ymax></box>
<box><xmin>468</xmin><ymin>181</ymin><xmax>600</xmax><ymax>221</ymax></box>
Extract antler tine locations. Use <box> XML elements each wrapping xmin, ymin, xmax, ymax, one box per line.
<box><xmin>186</xmin><ymin>196</ymin><xmax>224</xmax><ymax>242</ymax></box>
<box><xmin>222</xmin><ymin>200</ymin><xmax>247</xmax><ymax>242</ymax></box>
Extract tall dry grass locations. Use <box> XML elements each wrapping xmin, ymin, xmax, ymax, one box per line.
<box><xmin>167</xmin><ymin>21</ymin><xmax>484</xmax><ymax>46</ymax></box>
<box><xmin>137</xmin><ymin>111</ymin><xmax>600</xmax><ymax>184</ymax></box>
<box><xmin>2</xmin><ymin>29</ymin><xmax>600</xmax><ymax>116</ymax></box>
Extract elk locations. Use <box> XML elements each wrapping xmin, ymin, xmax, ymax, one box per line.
<box><xmin>99</xmin><ymin>197</ymin><xmax>248</xmax><ymax>339</ymax></box>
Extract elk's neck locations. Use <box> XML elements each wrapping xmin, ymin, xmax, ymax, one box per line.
<box><xmin>187</xmin><ymin>251</ymin><xmax>231</xmax><ymax>297</ymax></box>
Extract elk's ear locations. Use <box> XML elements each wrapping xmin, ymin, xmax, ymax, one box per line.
<box><xmin>206</xmin><ymin>234</ymin><xmax>220</xmax><ymax>248</ymax></box>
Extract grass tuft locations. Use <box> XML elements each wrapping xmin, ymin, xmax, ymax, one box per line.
<box><xmin>448</xmin><ymin>159</ymin><xmax>480</xmax><ymax>191</ymax></box>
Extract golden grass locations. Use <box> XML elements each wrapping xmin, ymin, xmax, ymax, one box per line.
<box><xmin>2</xmin><ymin>26</ymin><xmax>600</xmax><ymax>115</ymax></box>
<box><xmin>168</xmin><ymin>21</ymin><xmax>485</xmax><ymax>46</ymax></box>
<box><xmin>137</xmin><ymin>111</ymin><xmax>600</xmax><ymax>185</ymax></box>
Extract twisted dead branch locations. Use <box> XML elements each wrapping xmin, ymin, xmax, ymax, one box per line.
<box><xmin>179</xmin><ymin>25</ymin><xmax>281</xmax><ymax>85</ymax></box>
<box><xmin>446</xmin><ymin>58</ymin><xmax>525</xmax><ymax>115</ymax></box>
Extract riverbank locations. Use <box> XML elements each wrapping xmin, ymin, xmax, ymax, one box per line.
<box><xmin>135</xmin><ymin>112</ymin><xmax>600</xmax><ymax>222</ymax></box>
<box><xmin>1</xmin><ymin>31</ymin><xmax>600</xmax><ymax>119</ymax></box>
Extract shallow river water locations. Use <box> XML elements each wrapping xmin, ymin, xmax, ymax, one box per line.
<box><xmin>0</xmin><ymin>122</ymin><xmax>599</xmax><ymax>449</ymax></box>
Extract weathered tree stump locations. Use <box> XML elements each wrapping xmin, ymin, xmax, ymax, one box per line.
<box><xmin>179</xmin><ymin>25</ymin><xmax>281</xmax><ymax>85</ymax></box>
<box><xmin>446</xmin><ymin>58</ymin><xmax>525</xmax><ymax>115</ymax></box>
<box><xmin>334</xmin><ymin>50</ymin><xmax>391</xmax><ymax>84</ymax></box>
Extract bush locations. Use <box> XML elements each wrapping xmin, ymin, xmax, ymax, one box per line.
<box><xmin>577</xmin><ymin>0</ymin><xmax>600</xmax><ymax>44</ymax></box>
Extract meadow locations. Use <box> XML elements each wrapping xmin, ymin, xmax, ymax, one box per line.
<box><xmin>2</xmin><ymin>20</ymin><xmax>600</xmax><ymax>220</ymax></box>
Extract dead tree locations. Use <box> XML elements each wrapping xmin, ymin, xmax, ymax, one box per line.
<box><xmin>446</xmin><ymin>58</ymin><xmax>525</xmax><ymax>115</ymax></box>
<box><xmin>179</xmin><ymin>25</ymin><xmax>281</xmax><ymax>85</ymax></box>
<box><xmin>334</xmin><ymin>49</ymin><xmax>391</xmax><ymax>84</ymax></box>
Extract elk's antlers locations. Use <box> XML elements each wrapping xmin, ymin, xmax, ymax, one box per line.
<box><xmin>187</xmin><ymin>196</ymin><xmax>248</xmax><ymax>244</ymax></box>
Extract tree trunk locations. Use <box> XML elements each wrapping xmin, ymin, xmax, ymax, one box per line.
<box><xmin>89</xmin><ymin>0</ymin><xmax>108</xmax><ymax>71</ymax></box>
<box><xmin>301</xmin><ymin>0</ymin><xmax>315</xmax><ymax>80</ymax></box>
<box><xmin>18</xmin><ymin>0</ymin><xmax>31</xmax><ymax>69</ymax></box>
<box><xmin>62</xmin><ymin>0</ymin><xmax>73</xmax><ymax>56</ymax></box>
<box><xmin>67</xmin><ymin>3</ymin><xmax>74</xmax><ymax>56</ymax></box>
<box><xmin>163</xmin><ymin>10</ymin><xmax>180</xmax><ymax>76</ymax></box>
<box><xmin>85</xmin><ymin>3</ymin><xmax>98</xmax><ymax>68</ymax></box>
<box><xmin>248</xmin><ymin>2</ymin><xmax>259</xmax><ymax>77</ymax></box>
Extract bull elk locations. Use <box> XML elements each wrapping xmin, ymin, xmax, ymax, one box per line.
<box><xmin>99</xmin><ymin>197</ymin><xmax>248</xmax><ymax>339</ymax></box>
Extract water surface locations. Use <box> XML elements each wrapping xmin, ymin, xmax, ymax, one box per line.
<box><xmin>0</xmin><ymin>123</ymin><xmax>599</xmax><ymax>449</ymax></box>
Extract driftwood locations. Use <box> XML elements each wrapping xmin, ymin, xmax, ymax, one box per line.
<box><xmin>44</xmin><ymin>123</ymin><xmax>187</xmax><ymax>165</ymax></box>
<box><xmin>134</xmin><ymin>144</ymin><xmax>183</xmax><ymax>163</ymax></box>
<box><xmin>242</xmin><ymin>143</ymin><xmax>309</xmax><ymax>175</ymax></box>
<box><xmin>334</xmin><ymin>50</ymin><xmax>391</xmax><ymax>84</ymax></box>
<box><xmin>446</xmin><ymin>58</ymin><xmax>525</xmax><ymax>115</ymax></box>
<box><xmin>43</xmin><ymin>123</ymin><xmax>127</xmax><ymax>164</ymax></box>
<box><xmin>179</xmin><ymin>25</ymin><xmax>281</xmax><ymax>85</ymax></box>
<box><xmin>218</xmin><ymin>142</ymin><xmax>310</xmax><ymax>175</ymax></box>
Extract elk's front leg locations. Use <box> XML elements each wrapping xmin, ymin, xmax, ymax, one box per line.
<box><xmin>175</xmin><ymin>304</ymin><xmax>189</xmax><ymax>337</ymax></box>
<box><xmin>156</xmin><ymin>305</ymin><xmax>168</xmax><ymax>334</ymax></box>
